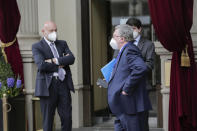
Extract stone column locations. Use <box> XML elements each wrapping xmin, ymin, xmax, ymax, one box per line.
<box><xmin>155</xmin><ymin>43</ymin><xmax>171</xmax><ymax>131</ymax></box>
<box><xmin>16</xmin><ymin>0</ymin><xmax>40</xmax><ymax>131</ymax></box>
<box><xmin>54</xmin><ymin>0</ymin><xmax>84</xmax><ymax>128</ymax></box>
<box><xmin>155</xmin><ymin>1</ymin><xmax>197</xmax><ymax>131</ymax></box>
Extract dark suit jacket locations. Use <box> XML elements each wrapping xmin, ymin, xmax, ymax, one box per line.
<box><xmin>32</xmin><ymin>38</ymin><xmax>75</xmax><ymax>97</ymax></box>
<box><xmin>137</xmin><ymin>37</ymin><xmax>155</xmax><ymax>71</ymax></box>
<box><xmin>137</xmin><ymin>37</ymin><xmax>155</xmax><ymax>90</ymax></box>
<box><xmin>108</xmin><ymin>42</ymin><xmax>152</xmax><ymax>115</ymax></box>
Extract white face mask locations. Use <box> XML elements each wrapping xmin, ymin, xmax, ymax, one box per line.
<box><xmin>109</xmin><ymin>38</ymin><xmax>119</xmax><ymax>50</ymax></box>
<box><xmin>133</xmin><ymin>31</ymin><xmax>139</xmax><ymax>39</ymax></box>
<box><xmin>48</xmin><ymin>31</ymin><xmax>57</xmax><ymax>42</ymax></box>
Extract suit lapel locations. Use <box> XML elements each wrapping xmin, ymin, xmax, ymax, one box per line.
<box><xmin>109</xmin><ymin>43</ymin><xmax>130</xmax><ymax>82</ymax></box>
<box><xmin>137</xmin><ymin>37</ymin><xmax>145</xmax><ymax>50</ymax></box>
<box><xmin>41</xmin><ymin>39</ymin><xmax>63</xmax><ymax>58</ymax></box>
<box><xmin>54</xmin><ymin>42</ymin><xmax>62</xmax><ymax>57</ymax></box>
<box><xmin>41</xmin><ymin>39</ymin><xmax>54</xmax><ymax>58</ymax></box>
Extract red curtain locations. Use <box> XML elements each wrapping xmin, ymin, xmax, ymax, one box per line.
<box><xmin>148</xmin><ymin>0</ymin><xmax>197</xmax><ymax>130</ymax></box>
<box><xmin>0</xmin><ymin>0</ymin><xmax>24</xmax><ymax>84</ymax></box>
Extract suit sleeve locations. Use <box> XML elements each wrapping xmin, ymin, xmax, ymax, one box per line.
<box><xmin>32</xmin><ymin>44</ymin><xmax>58</xmax><ymax>73</ymax></box>
<box><xmin>145</xmin><ymin>42</ymin><xmax>155</xmax><ymax>71</ymax></box>
<box><xmin>122</xmin><ymin>48</ymin><xmax>147</xmax><ymax>94</ymax></box>
<box><xmin>57</xmin><ymin>42</ymin><xmax>75</xmax><ymax>66</ymax></box>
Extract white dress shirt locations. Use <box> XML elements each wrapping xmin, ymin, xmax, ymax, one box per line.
<box><xmin>44</xmin><ymin>37</ymin><xmax>59</xmax><ymax>65</ymax></box>
<box><xmin>133</xmin><ymin>35</ymin><xmax>141</xmax><ymax>46</ymax></box>
<box><xmin>44</xmin><ymin>37</ymin><xmax>61</xmax><ymax>77</ymax></box>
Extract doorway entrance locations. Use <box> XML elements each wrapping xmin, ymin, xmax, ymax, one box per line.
<box><xmin>81</xmin><ymin>0</ymin><xmax>162</xmax><ymax>128</ymax></box>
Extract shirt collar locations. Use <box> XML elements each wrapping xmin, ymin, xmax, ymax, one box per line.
<box><xmin>120</xmin><ymin>42</ymin><xmax>129</xmax><ymax>52</ymax></box>
<box><xmin>44</xmin><ymin>37</ymin><xmax>53</xmax><ymax>46</ymax></box>
<box><xmin>134</xmin><ymin>35</ymin><xmax>141</xmax><ymax>46</ymax></box>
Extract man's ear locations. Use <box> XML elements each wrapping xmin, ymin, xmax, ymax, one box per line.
<box><xmin>41</xmin><ymin>29</ymin><xmax>46</xmax><ymax>37</ymax></box>
<box><xmin>120</xmin><ymin>37</ymin><xmax>125</xmax><ymax>42</ymax></box>
<box><xmin>41</xmin><ymin>29</ymin><xmax>44</xmax><ymax>34</ymax></box>
<box><xmin>139</xmin><ymin>27</ymin><xmax>142</xmax><ymax>33</ymax></box>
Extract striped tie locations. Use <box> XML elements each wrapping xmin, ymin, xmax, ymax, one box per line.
<box><xmin>50</xmin><ymin>43</ymin><xmax>65</xmax><ymax>81</ymax></box>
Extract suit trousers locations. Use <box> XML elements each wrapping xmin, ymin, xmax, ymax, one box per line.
<box><xmin>114</xmin><ymin>112</ymin><xmax>146</xmax><ymax>131</ymax></box>
<box><xmin>144</xmin><ymin>110</ymin><xmax>149</xmax><ymax>131</ymax></box>
<box><xmin>40</xmin><ymin>78</ymin><xmax>72</xmax><ymax>131</ymax></box>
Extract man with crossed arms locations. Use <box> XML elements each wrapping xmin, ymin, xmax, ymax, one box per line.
<box><xmin>32</xmin><ymin>21</ymin><xmax>75</xmax><ymax>131</ymax></box>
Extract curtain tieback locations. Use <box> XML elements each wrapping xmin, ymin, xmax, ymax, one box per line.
<box><xmin>0</xmin><ymin>37</ymin><xmax>16</xmax><ymax>63</ymax></box>
<box><xmin>181</xmin><ymin>44</ymin><xmax>190</xmax><ymax>67</ymax></box>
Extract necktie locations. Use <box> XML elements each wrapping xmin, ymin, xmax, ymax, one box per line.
<box><xmin>50</xmin><ymin>43</ymin><xmax>65</xmax><ymax>81</ymax></box>
<box><xmin>58</xmin><ymin>68</ymin><xmax>66</xmax><ymax>81</ymax></box>
<box><xmin>50</xmin><ymin>42</ymin><xmax>59</xmax><ymax>58</ymax></box>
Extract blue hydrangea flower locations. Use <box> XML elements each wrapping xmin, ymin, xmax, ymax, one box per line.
<box><xmin>0</xmin><ymin>82</ymin><xmax>2</xmax><ymax>88</ymax></box>
<box><xmin>16</xmin><ymin>79</ymin><xmax>22</xmax><ymax>88</ymax></box>
<box><xmin>7</xmin><ymin>78</ymin><xmax>15</xmax><ymax>88</ymax></box>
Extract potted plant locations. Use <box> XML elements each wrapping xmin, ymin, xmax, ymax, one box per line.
<box><xmin>0</xmin><ymin>49</ymin><xmax>25</xmax><ymax>131</ymax></box>
<box><xmin>0</xmin><ymin>61</ymin><xmax>22</xmax><ymax>98</ymax></box>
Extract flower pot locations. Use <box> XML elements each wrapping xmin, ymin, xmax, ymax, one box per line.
<box><xmin>0</xmin><ymin>95</ymin><xmax>26</xmax><ymax>131</ymax></box>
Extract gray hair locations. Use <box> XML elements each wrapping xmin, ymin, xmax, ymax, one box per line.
<box><xmin>115</xmin><ymin>24</ymin><xmax>134</xmax><ymax>42</ymax></box>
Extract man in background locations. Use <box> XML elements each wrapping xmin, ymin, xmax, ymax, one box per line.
<box><xmin>126</xmin><ymin>17</ymin><xmax>155</xmax><ymax>131</ymax></box>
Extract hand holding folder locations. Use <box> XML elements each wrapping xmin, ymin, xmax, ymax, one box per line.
<box><xmin>101</xmin><ymin>58</ymin><xmax>116</xmax><ymax>83</ymax></box>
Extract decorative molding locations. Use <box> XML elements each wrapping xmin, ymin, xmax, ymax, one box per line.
<box><xmin>74</xmin><ymin>84</ymin><xmax>85</xmax><ymax>90</ymax></box>
<box><xmin>24</xmin><ymin>89</ymin><xmax>35</xmax><ymax>95</ymax></box>
<box><xmin>155</xmin><ymin>41</ymin><xmax>197</xmax><ymax>59</ymax></box>
<box><xmin>161</xmin><ymin>87</ymin><xmax>170</xmax><ymax>94</ymax></box>
<box><xmin>21</xmin><ymin>52</ymin><xmax>34</xmax><ymax>63</ymax></box>
<box><xmin>17</xmin><ymin>34</ymin><xmax>40</xmax><ymax>63</ymax></box>
<box><xmin>154</xmin><ymin>41</ymin><xmax>172</xmax><ymax>56</ymax></box>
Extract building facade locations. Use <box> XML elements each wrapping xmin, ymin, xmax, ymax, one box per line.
<box><xmin>16</xmin><ymin>0</ymin><xmax>197</xmax><ymax>131</ymax></box>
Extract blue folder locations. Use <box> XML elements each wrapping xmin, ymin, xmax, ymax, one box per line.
<box><xmin>101</xmin><ymin>58</ymin><xmax>116</xmax><ymax>82</ymax></box>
